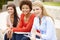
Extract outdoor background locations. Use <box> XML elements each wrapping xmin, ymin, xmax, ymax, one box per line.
<box><xmin>0</xmin><ymin>0</ymin><xmax>60</xmax><ymax>40</ymax></box>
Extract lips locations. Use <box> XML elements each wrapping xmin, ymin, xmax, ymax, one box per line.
<box><xmin>23</xmin><ymin>11</ymin><xmax>28</xmax><ymax>14</ymax></box>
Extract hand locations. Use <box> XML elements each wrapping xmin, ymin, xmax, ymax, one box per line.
<box><xmin>30</xmin><ymin>36</ymin><xmax>36</xmax><ymax>40</ymax></box>
<box><xmin>36</xmin><ymin>32</ymin><xmax>41</xmax><ymax>37</ymax></box>
<box><xmin>7</xmin><ymin>29</ymin><xmax>13</xmax><ymax>39</ymax></box>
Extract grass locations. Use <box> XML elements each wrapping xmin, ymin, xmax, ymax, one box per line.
<box><xmin>43</xmin><ymin>2</ymin><xmax>60</xmax><ymax>6</ymax></box>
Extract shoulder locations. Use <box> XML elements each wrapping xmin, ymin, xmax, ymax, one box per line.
<box><xmin>31</xmin><ymin>13</ymin><xmax>36</xmax><ymax>17</ymax></box>
<box><xmin>45</xmin><ymin>16</ymin><xmax>52</xmax><ymax>20</ymax></box>
<box><xmin>34</xmin><ymin>17</ymin><xmax>39</xmax><ymax>20</ymax></box>
<box><xmin>20</xmin><ymin>13</ymin><xmax>25</xmax><ymax>18</ymax></box>
<box><xmin>20</xmin><ymin>13</ymin><xmax>24</xmax><ymax>16</ymax></box>
<box><xmin>7</xmin><ymin>14</ymin><xmax>10</xmax><ymax>20</ymax></box>
<box><xmin>34</xmin><ymin>17</ymin><xmax>39</xmax><ymax>22</ymax></box>
<box><xmin>45</xmin><ymin>16</ymin><xmax>54</xmax><ymax>23</ymax></box>
<box><xmin>30</xmin><ymin>13</ymin><xmax>36</xmax><ymax>20</ymax></box>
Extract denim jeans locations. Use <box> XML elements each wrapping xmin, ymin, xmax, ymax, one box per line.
<box><xmin>12</xmin><ymin>34</ymin><xmax>30</xmax><ymax>40</ymax></box>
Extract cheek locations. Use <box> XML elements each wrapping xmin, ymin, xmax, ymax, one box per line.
<box><xmin>8</xmin><ymin>10</ymin><xmax>11</xmax><ymax>13</ymax></box>
<box><xmin>27</xmin><ymin>9</ymin><xmax>30</xmax><ymax>12</ymax></box>
<box><xmin>11</xmin><ymin>10</ymin><xmax>14</xmax><ymax>13</ymax></box>
<box><xmin>34</xmin><ymin>11</ymin><xmax>39</xmax><ymax>15</ymax></box>
<box><xmin>35</xmin><ymin>10</ymin><xmax>39</xmax><ymax>14</ymax></box>
<box><xmin>10</xmin><ymin>10</ymin><xmax>14</xmax><ymax>14</ymax></box>
<box><xmin>34</xmin><ymin>10</ymin><xmax>42</xmax><ymax>16</ymax></box>
<box><xmin>22</xmin><ymin>9</ymin><xmax>30</xmax><ymax>12</ymax></box>
<box><xmin>8</xmin><ymin>10</ymin><xmax>14</xmax><ymax>14</ymax></box>
<box><xmin>38</xmin><ymin>9</ymin><xmax>42</xmax><ymax>13</ymax></box>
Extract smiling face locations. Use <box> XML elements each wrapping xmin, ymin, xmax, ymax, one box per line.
<box><xmin>32</xmin><ymin>6</ymin><xmax>42</xmax><ymax>16</ymax></box>
<box><xmin>7</xmin><ymin>7</ymin><xmax>14</xmax><ymax>15</ymax></box>
<box><xmin>21</xmin><ymin>5</ymin><xmax>30</xmax><ymax>15</ymax></box>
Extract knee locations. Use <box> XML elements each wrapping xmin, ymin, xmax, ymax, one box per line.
<box><xmin>4</xmin><ymin>34</ymin><xmax>9</xmax><ymax>40</ymax></box>
<box><xmin>4</xmin><ymin>34</ymin><xmax>7</xmax><ymax>38</ymax></box>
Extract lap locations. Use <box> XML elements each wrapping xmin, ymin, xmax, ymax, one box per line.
<box><xmin>21</xmin><ymin>36</ymin><xmax>30</xmax><ymax>40</ymax></box>
<box><xmin>12</xmin><ymin>34</ymin><xmax>30</xmax><ymax>40</ymax></box>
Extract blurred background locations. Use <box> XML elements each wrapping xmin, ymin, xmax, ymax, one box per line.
<box><xmin>0</xmin><ymin>0</ymin><xmax>60</xmax><ymax>40</ymax></box>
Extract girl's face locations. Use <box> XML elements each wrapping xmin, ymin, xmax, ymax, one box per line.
<box><xmin>32</xmin><ymin>6</ymin><xmax>42</xmax><ymax>16</ymax></box>
<box><xmin>21</xmin><ymin>5</ymin><xmax>30</xmax><ymax>15</ymax></box>
<box><xmin>7</xmin><ymin>7</ymin><xmax>14</xmax><ymax>15</ymax></box>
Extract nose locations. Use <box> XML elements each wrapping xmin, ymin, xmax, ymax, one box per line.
<box><xmin>35</xmin><ymin>10</ymin><xmax>36</xmax><ymax>12</ymax></box>
<box><xmin>23</xmin><ymin>9</ymin><xmax>27</xmax><ymax>11</ymax></box>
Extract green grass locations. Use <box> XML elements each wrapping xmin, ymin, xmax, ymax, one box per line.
<box><xmin>43</xmin><ymin>2</ymin><xmax>60</xmax><ymax>6</ymax></box>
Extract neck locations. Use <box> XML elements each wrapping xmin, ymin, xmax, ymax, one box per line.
<box><xmin>39</xmin><ymin>14</ymin><xmax>43</xmax><ymax>19</ymax></box>
<box><xmin>25</xmin><ymin>13</ymin><xmax>30</xmax><ymax>18</ymax></box>
<box><xmin>10</xmin><ymin>14</ymin><xmax>14</xmax><ymax>18</ymax></box>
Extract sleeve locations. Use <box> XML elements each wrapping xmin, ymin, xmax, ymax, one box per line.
<box><xmin>7</xmin><ymin>16</ymin><xmax>10</xmax><ymax>27</ymax></box>
<box><xmin>17</xmin><ymin>14</ymin><xmax>24</xmax><ymax>28</ymax></box>
<box><xmin>18</xmin><ymin>21</ymin><xmax>33</xmax><ymax>32</ymax></box>
<box><xmin>31</xmin><ymin>17</ymin><xmax>41</xmax><ymax>33</ymax></box>
<box><xmin>19</xmin><ymin>15</ymin><xmax>35</xmax><ymax>32</ymax></box>
<box><xmin>12</xmin><ymin>14</ymin><xmax>23</xmax><ymax>32</ymax></box>
<box><xmin>7</xmin><ymin>15</ymin><xmax>12</xmax><ymax>28</ymax></box>
<box><xmin>32</xmin><ymin>17</ymin><xmax>37</xmax><ymax>30</ymax></box>
<box><xmin>16</xmin><ymin>18</ymin><xmax>23</xmax><ymax>28</ymax></box>
<box><xmin>31</xmin><ymin>17</ymin><xmax>37</xmax><ymax>38</ymax></box>
<box><xmin>41</xmin><ymin>17</ymin><xmax>55</xmax><ymax>39</ymax></box>
<box><xmin>13</xmin><ymin>14</ymin><xmax>35</xmax><ymax>32</ymax></box>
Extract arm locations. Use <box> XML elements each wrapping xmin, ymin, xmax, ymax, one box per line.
<box><xmin>12</xmin><ymin>14</ymin><xmax>23</xmax><ymax>32</ymax></box>
<box><xmin>30</xmin><ymin>17</ymin><xmax>37</xmax><ymax>40</ymax></box>
<box><xmin>7</xmin><ymin>16</ymin><xmax>10</xmax><ymax>28</ymax></box>
<box><xmin>13</xmin><ymin>20</ymin><xmax>33</xmax><ymax>32</ymax></box>
<box><xmin>40</xmin><ymin>17</ymin><xmax>55</xmax><ymax>39</ymax></box>
<box><xmin>16</xmin><ymin>14</ymin><xmax>23</xmax><ymax>28</ymax></box>
<box><xmin>17</xmin><ymin>14</ymin><xmax>35</xmax><ymax>32</ymax></box>
<box><xmin>30</xmin><ymin>28</ymin><xmax>36</xmax><ymax>40</ymax></box>
<box><xmin>13</xmin><ymin>14</ymin><xmax>35</xmax><ymax>32</ymax></box>
<box><xmin>6</xmin><ymin>16</ymin><xmax>12</xmax><ymax>29</ymax></box>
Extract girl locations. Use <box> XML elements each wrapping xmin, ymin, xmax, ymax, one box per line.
<box><xmin>31</xmin><ymin>1</ymin><xmax>57</xmax><ymax>40</ymax></box>
<box><xmin>4</xmin><ymin>4</ymin><xmax>19</xmax><ymax>40</ymax></box>
<box><xmin>11</xmin><ymin>0</ymin><xmax>35</xmax><ymax>40</ymax></box>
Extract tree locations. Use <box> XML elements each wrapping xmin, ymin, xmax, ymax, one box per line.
<box><xmin>0</xmin><ymin>0</ymin><xmax>13</xmax><ymax>9</ymax></box>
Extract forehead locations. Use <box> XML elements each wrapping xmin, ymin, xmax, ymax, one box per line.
<box><xmin>22</xmin><ymin>5</ymin><xmax>29</xmax><ymax>7</ymax></box>
<box><xmin>7</xmin><ymin>7</ymin><xmax>13</xmax><ymax>9</ymax></box>
<box><xmin>32</xmin><ymin>6</ymin><xmax>41</xmax><ymax>9</ymax></box>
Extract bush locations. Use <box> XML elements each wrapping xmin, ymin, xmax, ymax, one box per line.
<box><xmin>0</xmin><ymin>0</ymin><xmax>5</xmax><ymax>9</ymax></box>
<box><xmin>0</xmin><ymin>0</ymin><xmax>13</xmax><ymax>9</ymax></box>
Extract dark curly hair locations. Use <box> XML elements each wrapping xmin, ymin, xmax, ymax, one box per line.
<box><xmin>20</xmin><ymin>0</ymin><xmax>32</xmax><ymax>11</ymax></box>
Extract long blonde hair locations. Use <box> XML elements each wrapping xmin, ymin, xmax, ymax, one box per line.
<box><xmin>32</xmin><ymin>1</ymin><xmax>54</xmax><ymax>22</ymax></box>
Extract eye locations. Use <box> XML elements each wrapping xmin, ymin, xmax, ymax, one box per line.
<box><xmin>7</xmin><ymin>9</ymin><xmax>9</xmax><ymax>10</ymax></box>
<box><xmin>10</xmin><ymin>9</ymin><xmax>13</xmax><ymax>10</ymax></box>
<box><xmin>36</xmin><ymin>8</ymin><xmax>39</xmax><ymax>10</ymax></box>
<box><xmin>26</xmin><ymin>7</ymin><xmax>29</xmax><ymax>9</ymax></box>
<box><xmin>33</xmin><ymin>9</ymin><xmax>35</xmax><ymax>11</ymax></box>
<box><xmin>22</xmin><ymin>7</ymin><xmax>24</xmax><ymax>9</ymax></box>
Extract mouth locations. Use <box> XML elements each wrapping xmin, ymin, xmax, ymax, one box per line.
<box><xmin>23</xmin><ymin>11</ymin><xmax>28</xmax><ymax>13</ymax></box>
